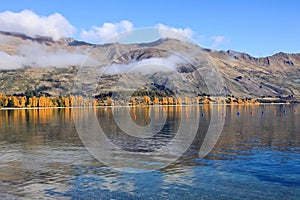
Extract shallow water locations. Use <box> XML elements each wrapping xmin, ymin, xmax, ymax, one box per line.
<box><xmin>0</xmin><ymin>105</ymin><xmax>299</xmax><ymax>199</ymax></box>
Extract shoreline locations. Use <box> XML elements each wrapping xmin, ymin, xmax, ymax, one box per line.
<box><xmin>0</xmin><ymin>102</ymin><xmax>298</xmax><ymax>110</ymax></box>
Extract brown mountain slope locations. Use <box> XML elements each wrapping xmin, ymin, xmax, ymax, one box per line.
<box><xmin>0</xmin><ymin>31</ymin><xmax>299</xmax><ymax>99</ymax></box>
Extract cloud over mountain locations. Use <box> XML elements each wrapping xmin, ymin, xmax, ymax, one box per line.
<box><xmin>156</xmin><ymin>24</ymin><xmax>194</xmax><ymax>40</ymax></box>
<box><xmin>80</xmin><ymin>20</ymin><xmax>134</xmax><ymax>43</ymax></box>
<box><xmin>210</xmin><ymin>35</ymin><xmax>228</xmax><ymax>49</ymax></box>
<box><xmin>0</xmin><ymin>41</ymin><xmax>99</xmax><ymax>69</ymax></box>
<box><xmin>104</xmin><ymin>55</ymin><xmax>185</xmax><ymax>75</ymax></box>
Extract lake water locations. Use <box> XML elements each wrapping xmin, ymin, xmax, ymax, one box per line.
<box><xmin>0</xmin><ymin>105</ymin><xmax>299</xmax><ymax>199</ymax></box>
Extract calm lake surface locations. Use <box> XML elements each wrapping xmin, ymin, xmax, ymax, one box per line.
<box><xmin>0</xmin><ymin>105</ymin><xmax>299</xmax><ymax>199</ymax></box>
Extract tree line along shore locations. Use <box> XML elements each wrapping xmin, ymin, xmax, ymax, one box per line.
<box><xmin>0</xmin><ymin>93</ymin><xmax>297</xmax><ymax>108</ymax></box>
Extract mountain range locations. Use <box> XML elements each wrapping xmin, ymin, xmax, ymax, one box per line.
<box><xmin>0</xmin><ymin>31</ymin><xmax>299</xmax><ymax>101</ymax></box>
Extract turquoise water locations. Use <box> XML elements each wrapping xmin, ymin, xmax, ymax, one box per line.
<box><xmin>0</xmin><ymin>105</ymin><xmax>299</xmax><ymax>199</ymax></box>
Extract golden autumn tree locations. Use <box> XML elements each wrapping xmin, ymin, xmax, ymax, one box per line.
<box><xmin>19</xmin><ymin>96</ymin><xmax>26</xmax><ymax>108</ymax></box>
<box><xmin>38</xmin><ymin>95</ymin><xmax>47</xmax><ymax>107</ymax></box>
<box><xmin>12</xmin><ymin>96</ymin><xmax>20</xmax><ymax>107</ymax></box>
<box><xmin>168</xmin><ymin>97</ymin><xmax>173</xmax><ymax>105</ymax></box>
<box><xmin>32</xmin><ymin>96</ymin><xmax>38</xmax><ymax>107</ymax></box>
<box><xmin>216</xmin><ymin>99</ymin><xmax>224</xmax><ymax>104</ymax></box>
<box><xmin>51</xmin><ymin>97</ymin><xmax>59</xmax><ymax>107</ymax></box>
<box><xmin>202</xmin><ymin>97</ymin><xmax>211</xmax><ymax>104</ymax></box>
<box><xmin>0</xmin><ymin>94</ymin><xmax>9</xmax><ymax>107</ymax></box>
<box><xmin>237</xmin><ymin>98</ymin><xmax>244</xmax><ymax>104</ymax></box>
<box><xmin>195</xmin><ymin>96</ymin><xmax>200</xmax><ymax>104</ymax></box>
<box><xmin>69</xmin><ymin>95</ymin><xmax>74</xmax><ymax>107</ymax></box>
<box><xmin>229</xmin><ymin>97</ymin><xmax>236</xmax><ymax>104</ymax></box>
<box><xmin>106</xmin><ymin>97</ymin><xmax>112</xmax><ymax>106</ymax></box>
<box><xmin>46</xmin><ymin>97</ymin><xmax>53</xmax><ymax>107</ymax></box>
<box><xmin>250</xmin><ymin>98</ymin><xmax>257</xmax><ymax>104</ymax></box>
<box><xmin>184</xmin><ymin>97</ymin><xmax>190</xmax><ymax>105</ymax></box>
<box><xmin>77</xmin><ymin>95</ymin><xmax>84</xmax><ymax>107</ymax></box>
<box><xmin>93</xmin><ymin>99</ymin><xmax>98</xmax><ymax>107</ymax></box>
<box><xmin>143</xmin><ymin>96</ymin><xmax>151</xmax><ymax>105</ymax></box>
<box><xmin>70</xmin><ymin>95</ymin><xmax>81</xmax><ymax>107</ymax></box>
<box><xmin>176</xmin><ymin>97</ymin><xmax>182</xmax><ymax>105</ymax></box>
<box><xmin>77</xmin><ymin>95</ymin><xmax>83</xmax><ymax>106</ymax></box>
<box><xmin>27</xmin><ymin>98</ymin><xmax>33</xmax><ymax>107</ymax></box>
<box><xmin>162</xmin><ymin>97</ymin><xmax>168</xmax><ymax>105</ymax></box>
<box><xmin>153</xmin><ymin>96</ymin><xmax>159</xmax><ymax>105</ymax></box>
<box><xmin>130</xmin><ymin>97</ymin><xmax>136</xmax><ymax>106</ymax></box>
<box><xmin>63</xmin><ymin>97</ymin><xmax>70</xmax><ymax>107</ymax></box>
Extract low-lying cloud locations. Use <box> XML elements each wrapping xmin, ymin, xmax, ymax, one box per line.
<box><xmin>103</xmin><ymin>55</ymin><xmax>185</xmax><ymax>75</ymax></box>
<box><xmin>0</xmin><ymin>10</ymin><xmax>75</xmax><ymax>40</ymax></box>
<box><xmin>0</xmin><ymin>43</ymin><xmax>99</xmax><ymax>69</ymax></box>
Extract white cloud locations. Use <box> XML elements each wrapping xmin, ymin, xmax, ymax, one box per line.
<box><xmin>156</xmin><ymin>24</ymin><xmax>194</xmax><ymax>41</ymax></box>
<box><xmin>210</xmin><ymin>35</ymin><xmax>227</xmax><ymax>49</ymax></box>
<box><xmin>156</xmin><ymin>24</ymin><xmax>229</xmax><ymax>49</ymax></box>
<box><xmin>0</xmin><ymin>10</ymin><xmax>76</xmax><ymax>40</ymax></box>
<box><xmin>0</xmin><ymin>51</ymin><xmax>25</xmax><ymax>69</ymax></box>
<box><xmin>0</xmin><ymin>42</ymin><xmax>99</xmax><ymax>69</ymax></box>
<box><xmin>81</xmin><ymin>22</ymin><xmax>195</xmax><ymax>43</ymax></box>
<box><xmin>104</xmin><ymin>55</ymin><xmax>185</xmax><ymax>75</ymax></box>
<box><xmin>80</xmin><ymin>20</ymin><xmax>134</xmax><ymax>43</ymax></box>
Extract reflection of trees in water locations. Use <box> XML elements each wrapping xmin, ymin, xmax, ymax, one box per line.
<box><xmin>160</xmin><ymin>104</ymin><xmax>300</xmax><ymax>175</ymax></box>
<box><xmin>160</xmin><ymin>106</ymin><xmax>211</xmax><ymax>172</ymax></box>
<box><xmin>206</xmin><ymin>105</ymin><xmax>300</xmax><ymax>161</ymax></box>
<box><xmin>97</xmin><ymin>106</ymin><xmax>182</xmax><ymax>153</ymax></box>
<box><xmin>0</xmin><ymin>108</ymin><xmax>81</xmax><ymax>145</ymax></box>
<box><xmin>129</xmin><ymin>106</ymin><xmax>151</xmax><ymax>126</ymax></box>
<box><xmin>0</xmin><ymin>106</ymin><xmax>299</xmax><ymax>183</ymax></box>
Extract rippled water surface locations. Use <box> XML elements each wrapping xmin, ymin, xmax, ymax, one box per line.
<box><xmin>0</xmin><ymin>105</ymin><xmax>299</xmax><ymax>199</ymax></box>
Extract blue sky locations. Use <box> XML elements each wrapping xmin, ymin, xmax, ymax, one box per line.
<box><xmin>0</xmin><ymin>0</ymin><xmax>299</xmax><ymax>57</ymax></box>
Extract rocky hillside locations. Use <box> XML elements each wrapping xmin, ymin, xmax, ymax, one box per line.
<box><xmin>0</xmin><ymin>31</ymin><xmax>299</xmax><ymax>99</ymax></box>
